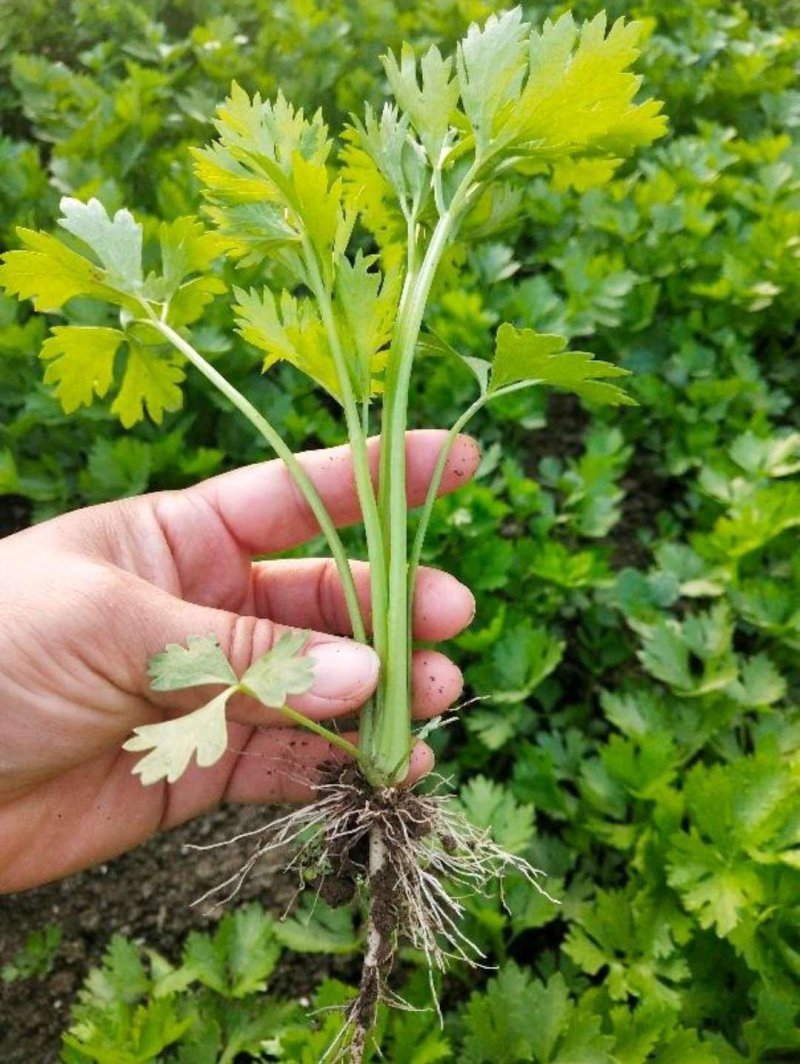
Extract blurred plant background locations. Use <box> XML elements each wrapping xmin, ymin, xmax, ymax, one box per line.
<box><xmin>1</xmin><ymin>0</ymin><xmax>799</xmax><ymax>1059</ymax></box>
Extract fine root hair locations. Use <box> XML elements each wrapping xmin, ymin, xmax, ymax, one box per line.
<box><xmin>187</xmin><ymin>765</ymin><xmax>556</xmax><ymax>1062</ymax></box>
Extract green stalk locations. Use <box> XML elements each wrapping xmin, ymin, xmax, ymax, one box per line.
<box><xmin>364</xmin><ymin>169</ymin><xmax>481</xmax><ymax>786</ymax></box>
<box><xmin>254</xmin><ymin>699</ymin><xmax>362</xmax><ymax>762</ymax></box>
<box><xmin>298</xmin><ymin>243</ymin><xmax>390</xmax><ymax>753</ymax></box>
<box><xmin>407</xmin><ymin>395</ymin><xmax>486</xmax><ymax>611</ymax></box>
<box><xmin>407</xmin><ymin>381</ymin><xmax>532</xmax><ymax>614</ymax></box>
<box><xmin>146</xmin><ymin>315</ymin><xmax>366</xmax><ymax>644</ymax></box>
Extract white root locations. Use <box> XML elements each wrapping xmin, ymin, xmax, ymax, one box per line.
<box><xmin>188</xmin><ymin>771</ymin><xmax>556</xmax><ymax>1062</ymax></box>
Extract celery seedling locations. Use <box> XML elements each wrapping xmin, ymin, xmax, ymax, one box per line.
<box><xmin>0</xmin><ymin>8</ymin><xmax>664</xmax><ymax>1057</ymax></box>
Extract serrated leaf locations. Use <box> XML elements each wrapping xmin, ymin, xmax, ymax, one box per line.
<box><xmin>383</xmin><ymin>43</ymin><xmax>459</xmax><ymax>160</ymax></box>
<box><xmin>233</xmin><ymin>285</ymin><xmax>342</xmax><ymax>399</ymax></box>
<box><xmin>84</xmin><ymin>935</ymin><xmax>150</xmax><ymax>1005</ymax></box>
<box><xmin>342</xmin><ymin>104</ymin><xmax>422</xmax><ymax>246</ymax></box>
<box><xmin>469</xmin><ymin>617</ymin><xmax>565</xmax><ymax>705</ymax></box>
<box><xmin>81</xmin><ymin>437</ymin><xmax>152</xmax><ymax>504</ymax></box>
<box><xmin>239</xmin><ymin>631</ymin><xmax>316</xmax><ymax>707</ymax></box>
<box><xmin>123</xmin><ymin>689</ymin><xmax>233</xmax><ymax>785</ymax></box>
<box><xmin>489</xmin><ymin>322</ymin><xmax>635</xmax><ymax>405</ymax></box>
<box><xmin>461</xmin><ymin>965</ymin><xmax>614</xmax><ymax>1064</ymax></box>
<box><xmin>290</xmin><ymin>152</ymin><xmax>350</xmax><ymax>273</ymax></box>
<box><xmin>148</xmin><ymin>635</ymin><xmax>238</xmax><ymax>691</ymax></box>
<box><xmin>110</xmin><ymin>340</ymin><xmax>185</xmax><ymax>428</ymax></box>
<box><xmin>194</xmin><ymin>85</ymin><xmax>332</xmax><ymax>253</ymax></box>
<box><xmin>707</xmin><ymin>483</ymin><xmax>800</xmax><ymax>559</ymax></box>
<box><xmin>58</xmin><ymin>196</ymin><xmax>143</xmax><ymax>292</ymax></box>
<box><xmin>667</xmin><ymin>830</ymin><xmax>761</xmax><ymax>937</ymax></box>
<box><xmin>729</xmin><ymin>430</ymin><xmax>800</xmax><ymax>478</ymax></box>
<box><xmin>335</xmin><ymin>251</ymin><xmax>399</xmax><ymax>391</ymax></box>
<box><xmin>457</xmin><ymin>8</ymin><xmax>529</xmax><ymax>153</ymax></box>
<box><xmin>503</xmin><ymin>13</ymin><xmax>666</xmax><ymax>163</ymax></box>
<box><xmin>0</xmin><ymin>228</ymin><xmax>123</xmax><ymax>311</ymax></box>
<box><xmin>275</xmin><ymin>898</ymin><xmax>359</xmax><ymax>955</ymax></box>
<box><xmin>181</xmin><ymin>904</ymin><xmax>281</xmax><ymax>998</ymax></box>
<box><xmin>459</xmin><ymin>776</ymin><xmax>534</xmax><ymax>853</ymax></box>
<box><xmin>39</xmin><ymin>325</ymin><xmax>122</xmax><ymax>414</ymax></box>
<box><xmin>729</xmin><ymin>654</ymin><xmax>786</xmax><ymax>708</ymax></box>
<box><xmin>565</xmin><ymin>889</ymin><xmax>689</xmax><ymax>1008</ymax></box>
<box><xmin>636</xmin><ymin>604</ymin><xmax>738</xmax><ymax>697</ymax></box>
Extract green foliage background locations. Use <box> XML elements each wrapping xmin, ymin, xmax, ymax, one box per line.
<box><xmin>1</xmin><ymin>0</ymin><xmax>799</xmax><ymax>1059</ymax></box>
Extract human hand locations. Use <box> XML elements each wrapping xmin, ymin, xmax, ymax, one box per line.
<box><xmin>0</xmin><ymin>430</ymin><xmax>479</xmax><ymax>892</ymax></box>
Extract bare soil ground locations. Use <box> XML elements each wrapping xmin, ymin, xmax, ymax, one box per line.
<box><xmin>0</xmin><ymin>804</ymin><xmax>345</xmax><ymax>1062</ymax></box>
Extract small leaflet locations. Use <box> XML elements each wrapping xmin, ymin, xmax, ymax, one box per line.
<box><xmin>124</xmin><ymin>632</ymin><xmax>316</xmax><ymax>786</ymax></box>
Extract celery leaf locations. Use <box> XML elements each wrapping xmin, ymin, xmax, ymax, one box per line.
<box><xmin>123</xmin><ymin>689</ymin><xmax>234</xmax><ymax>785</ymax></box>
<box><xmin>58</xmin><ymin>196</ymin><xmax>143</xmax><ymax>292</ymax></box>
<box><xmin>39</xmin><ymin>325</ymin><xmax>123</xmax><ymax>414</ymax></box>
<box><xmin>489</xmin><ymin>322</ymin><xmax>635</xmax><ymax>406</ymax></box>
<box><xmin>110</xmin><ymin>340</ymin><xmax>185</xmax><ymax>429</ymax></box>
<box><xmin>148</xmin><ymin>635</ymin><xmax>238</xmax><ymax>691</ymax></box>
<box><xmin>240</xmin><ymin>631</ymin><xmax>316</xmax><ymax>708</ymax></box>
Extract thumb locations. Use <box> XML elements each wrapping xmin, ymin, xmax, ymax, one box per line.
<box><xmin>106</xmin><ymin>568</ymin><xmax>380</xmax><ymax>723</ymax></box>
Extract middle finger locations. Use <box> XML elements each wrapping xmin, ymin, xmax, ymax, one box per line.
<box><xmin>247</xmin><ymin>557</ymin><xmax>475</xmax><ymax>641</ymax></box>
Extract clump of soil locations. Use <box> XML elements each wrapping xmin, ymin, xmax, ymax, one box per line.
<box><xmin>0</xmin><ymin>495</ymin><xmax>31</xmax><ymax>539</ymax></box>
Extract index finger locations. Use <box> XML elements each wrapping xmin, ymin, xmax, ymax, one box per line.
<box><xmin>176</xmin><ymin>428</ymin><xmax>479</xmax><ymax>556</ymax></box>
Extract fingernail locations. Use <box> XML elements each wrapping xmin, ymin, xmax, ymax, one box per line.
<box><xmin>309</xmin><ymin>642</ymin><xmax>380</xmax><ymax>701</ymax></box>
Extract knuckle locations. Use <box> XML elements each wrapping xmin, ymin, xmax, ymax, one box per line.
<box><xmin>317</xmin><ymin>559</ymin><xmax>345</xmax><ymax>635</ymax></box>
<box><xmin>224</xmin><ymin>613</ymin><xmax>276</xmax><ymax>675</ymax></box>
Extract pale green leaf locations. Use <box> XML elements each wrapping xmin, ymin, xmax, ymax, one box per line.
<box><xmin>708</xmin><ymin>483</ymin><xmax>800</xmax><ymax>558</ymax></box>
<box><xmin>148</xmin><ymin>635</ymin><xmax>238</xmax><ymax>691</ymax></box>
<box><xmin>341</xmin><ymin>106</ymin><xmax>412</xmax><ymax>258</ymax></box>
<box><xmin>275</xmin><ymin>898</ymin><xmax>359</xmax><ymax>956</ymax></box>
<box><xmin>233</xmin><ymin>285</ymin><xmax>342</xmax><ymax>399</ymax></box>
<box><xmin>637</xmin><ymin>606</ymin><xmax>738</xmax><ymax>698</ymax></box>
<box><xmin>461</xmin><ymin>965</ymin><xmax>614</xmax><ymax>1064</ymax></box>
<box><xmin>456</xmin><ymin>8</ymin><xmax>529</xmax><ymax>152</ymax></box>
<box><xmin>239</xmin><ymin>631</ymin><xmax>316</xmax><ymax>707</ymax></box>
<box><xmin>123</xmin><ymin>689</ymin><xmax>234</xmax><ymax>785</ymax></box>
<box><xmin>181</xmin><ymin>904</ymin><xmax>281</xmax><ymax>998</ymax></box>
<box><xmin>39</xmin><ymin>325</ymin><xmax>122</xmax><ymax>414</ymax></box>
<box><xmin>167</xmin><ymin>275</ymin><xmax>227</xmax><ymax>328</ymax></box>
<box><xmin>459</xmin><ymin>776</ymin><xmax>534</xmax><ymax>853</ymax></box>
<box><xmin>489</xmin><ymin>323</ymin><xmax>635</xmax><ymax>406</ymax></box>
<box><xmin>155</xmin><ymin>216</ymin><xmax>228</xmax><ymax>299</ymax></box>
<box><xmin>290</xmin><ymin>152</ymin><xmax>348</xmax><ymax>270</ymax></box>
<box><xmin>667</xmin><ymin>830</ymin><xmax>763</xmax><ymax>936</ymax></box>
<box><xmin>335</xmin><ymin>252</ymin><xmax>399</xmax><ymax>389</ymax></box>
<box><xmin>729</xmin><ymin>431</ymin><xmax>800</xmax><ymax>478</ymax></box>
<box><xmin>729</xmin><ymin>654</ymin><xmax>787</xmax><ymax>708</ymax></box>
<box><xmin>58</xmin><ymin>196</ymin><xmax>143</xmax><ymax>292</ymax></box>
<box><xmin>383</xmin><ymin>43</ymin><xmax>459</xmax><ymax>159</ymax></box>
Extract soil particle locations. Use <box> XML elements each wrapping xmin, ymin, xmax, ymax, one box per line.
<box><xmin>523</xmin><ymin>392</ymin><xmax>589</xmax><ymax>473</ymax></box>
<box><xmin>0</xmin><ymin>803</ymin><xmax>326</xmax><ymax>1064</ymax></box>
<box><xmin>609</xmin><ymin>464</ymin><xmax>683</xmax><ymax>569</ymax></box>
<box><xmin>0</xmin><ymin>495</ymin><xmax>31</xmax><ymax>539</ymax></box>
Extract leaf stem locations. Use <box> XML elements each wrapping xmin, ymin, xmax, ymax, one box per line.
<box><xmin>408</xmin><ymin>379</ymin><xmax>541</xmax><ymax>615</ymax></box>
<box><xmin>247</xmin><ymin>697</ymin><xmax>362</xmax><ymax>762</ymax></box>
<box><xmin>407</xmin><ymin>395</ymin><xmax>486</xmax><ymax>606</ymax></box>
<box><xmin>299</xmin><ymin>241</ymin><xmax>389</xmax><ymax>700</ymax></box>
<box><xmin>144</xmin><ymin>315</ymin><xmax>366</xmax><ymax>644</ymax></box>
<box><xmin>365</xmin><ymin>165</ymin><xmax>482</xmax><ymax>785</ymax></box>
